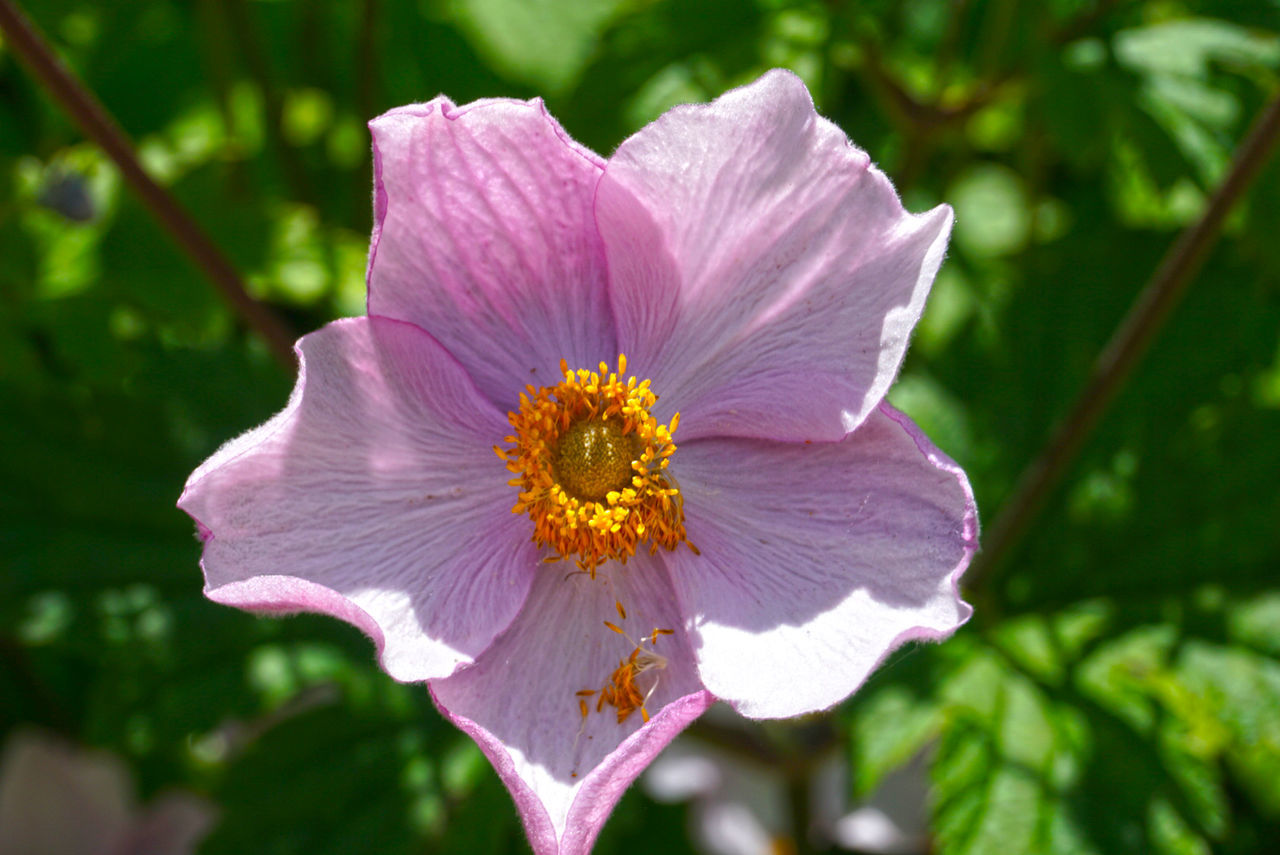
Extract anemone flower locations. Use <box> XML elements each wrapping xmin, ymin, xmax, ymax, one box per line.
<box><xmin>0</xmin><ymin>730</ymin><xmax>216</xmax><ymax>855</ymax></box>
<box><xmin>179</xmin><ymin>69</ymin><xmax>977</xmax><ymax>855</ymax></box>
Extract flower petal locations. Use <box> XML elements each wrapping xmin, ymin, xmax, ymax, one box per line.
<box><xmin>178</xmin><ymin>317</ymin><xmax>537</xmax><ymax>682</ymax></box>
<box><xmin>367</xmin><ymin>96</ymin><xmax>615</xmax><ymax>410</ymax></box>
<box><xmin>431</xmin><ymin>557</ymin><xmax>713</xmax><ymax>855</ymax></box>
<box><xmin>597</xmin><ymin>69</ymin><xmax>952</xmax><ymax>442</ymax></box>
<box><xmin>125</xmin><ymin>794</ymin><xmax>218</xmax><ymax>855</ymax></box>
<box><xmin>0</xmin><ymin>730</ymin><xmax>132</xmax><ymax>855</ymax></box>
<box><xmin>665</xmin><ymin>403</ymin><xmax>976</xmax><ymax>718</ymax></box>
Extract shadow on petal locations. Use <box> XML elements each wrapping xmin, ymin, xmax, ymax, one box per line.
<box><xmin>660</xmin><ymin>404</ymin><xmax>976</xmax><ymax>716</ymax></box>
<box><xmin>180</xmin><ymin>317</ymin><xmax>539</xmax><ymax>683</ymax></box>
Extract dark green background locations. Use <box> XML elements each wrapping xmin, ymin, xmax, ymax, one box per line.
<box><xmin>3</xmin><ymin>1</ymin><xmax>1279</xmax><ymax>852</ymax></box>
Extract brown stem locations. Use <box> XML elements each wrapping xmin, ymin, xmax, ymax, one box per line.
<box><xmin>222</xmin><ymin>0</ymin><xmax>315</xmax><ymax>206</ymax></box>
<box><xmin>194</xmin><ymin>0</ymin><xmax>247</xmax><ymax>194</ymax></box>
<box><xmin>855</xmin><ymin>0</ymin><xmax>1125</xmax><ymax>143</ymax></box>
<box><xmin>1052</xmin><ymin>0</ymin><xmax>1130</xmax><ymax>46</ymax></box>
<box><xmin>351</xmin><ymin>0</ymin><xmax>381</xmax><ymax>225</ymax></box>
<box><xmin>685</xmin><ymin>717</ymin><xmax>786</xmax><ymax>768</ymax></box>
<box><xmin>0</xmin><ymin>634</ymin><xmax>74</xmax><ymax>733</ymax></box>
<box><xmin>0</xmin><ymin>0</ymin><xmax>297</xmax><ymax>368</ymax></box>
<box><xmin>935</xmin><ymin>0</ymin><xmax>975</xmax><ymax>78</ymax></box>
<box><xmin>966</xmin><ymin>89</ymin><xmax>1280</xmax><ymax>597</ymax></box>
<box><xmin>859</xmin><ymin>40</ymin><xmax>1006</xmax><ymax>134</ymax></box>
<box><xmin>356</xmin><ymin>0</ymin><xmax>381</xmax><ymax>128</ymax></box>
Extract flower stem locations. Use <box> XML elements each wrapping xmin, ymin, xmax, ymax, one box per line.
<box><xmin>966</xmin><ymin>88</ymin><xmax>1280</xmax><ymax>600</ymax></box>
<box><xmin>0</xmin><ymin>0</ymin><xmax>297</xmax><ymax>369</ymax></box>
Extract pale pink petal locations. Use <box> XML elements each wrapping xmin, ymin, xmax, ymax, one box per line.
<box><xmin>178</xmin><ymin>317</ymin><xmax>537</xmax><ymax>682</ymax></box>
<box><xmin>367</xmin><ymin>97</ymin><xmax>615</xmax><ymax>410</ymax></box>
<box><xmin>120</xmin><ymin>794</ymin><xmax>217</xmax><ymax>855</ymax></box>
<box><xmin>431</xmin><ymin>557</ymin><xmax>714</xmax><ymax>855</ymax></box>
<box><xmin>597</xmin><ymin>69</ymin><xmax>951</xmax><ymax>442</ymax></box>
<box><xmin>664</xmin><ymin>404</ymin><xmax>976</xmax><ymax>718</ymax></box>
<box><xmin>0</xmin><ymin>730</ymin><xmax>132</xmax><ymax>855</ymax></box>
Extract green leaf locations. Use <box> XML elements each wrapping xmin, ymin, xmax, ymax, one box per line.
<box><xmin>448</xmin><ymin>0</ymin><xmax>639</xmax><ymax>92</ymax></box>
<box><xmin>932</xmin><ymin>643</ymin><xmax>1085</xmax><ymax>855</ymax></box>
<box><xmin>1177</xmin><ymin>642</ymin><xmax>1280</xmax><ymax>816</ymax></box>
<box><xmin>926</xmin><ymin>613</ymin><xmax>1280</xmax><ymax>855</ymax></box>
<box><xmin>846</xmin><ymin>646</ymin><xmax>948</xmax><ymax>796</ymax></box>
<box><xmin>1114</xmin><ymin>19</ymin><xmax>1280</xmax><ymax>79</ymax></box>
<box><xmin>202</xmin><ymin>702</ymin><xmax>434</xmax><ymax>855</ymax></box>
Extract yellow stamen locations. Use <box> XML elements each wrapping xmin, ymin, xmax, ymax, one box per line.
<box><xmin>501</xmin><ymin>355</ymin><xmax>692</xmax><ymax>575</ymax></box>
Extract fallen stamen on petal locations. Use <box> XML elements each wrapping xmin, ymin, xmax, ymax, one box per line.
<box><xmin>579</xmin><ymin>624</ymin><xmax>671</xmax><ymax>726</ymax></box>
<box><xmin>500</xmin><ymin>355</ymin><xmax>693</xmax><ymax>575</ymax></box>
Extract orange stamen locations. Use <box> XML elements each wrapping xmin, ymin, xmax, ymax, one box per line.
<box><xmin>578</xmin><ymin>625</ymin><xmax>671</xmax><ymax>726</ymax></box>
<box><xmin>501</xmin><ymin>355</ymin><xmax>692</xmax><ymax>575</ymax></box>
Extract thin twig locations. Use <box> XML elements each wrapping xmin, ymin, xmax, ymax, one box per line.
<box><xmin>966</xmin><ymin>89</ymin><xmax>1280</xmax><ymax>596</ymax></box>
<box><xmin>351</xmin><ymin>0</ymin><xmax>381</xmax><ymax>225</ymax></box>
<box><xmin>859</xmin><ymin>40</ymin><xmax>1007</xmax><ymax>133</ymax></box>
<box><xmin>0</xmin><ymin>0</ymin><xmax>297</xmax><ymax>368</ymax></box>
<box><xmin>0</xmin><ymin>635</ymin><xmax>74</xmax><ymax>733</ymax></box>
<box><xmin>356</xmin><ymin>0</ymin><xmax>380</xmax><ymax>130</ymax></box>
<box><xmin>685</xmin><ymin>718</ymin><xmax>786</xmax><ymax>768</ymax></box>
<box><xmin>854</xmin><ymin>0</ymin><xmax>1126</xmax><ymax>141</ymax></box>
<box><xmin>222</xmin><ymin>0</ymin><xmax>314</xmax><ymax>206</ymax></box>
<box><xmin>1052</xmin><ymin>0</ymin><xmax>1129</xmax><ymax>46</ymax></box>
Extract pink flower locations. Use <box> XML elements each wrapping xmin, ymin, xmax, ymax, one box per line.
<box><xmin>178</xmin><ymin>69</ymin><xmax>976</xmax><ymax>854</ymax></box>
<box><xmin>0</xmin><ymin>730</ymin><xmax>216</xmax><ymax>855</ymax></box>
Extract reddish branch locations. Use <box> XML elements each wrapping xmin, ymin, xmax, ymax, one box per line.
<box><xmin>967</xmin><ymin>89</ymin><xmax>1280</xmax><ymax>595</ymax></box>
<box><xmin>0</xmin><ymin>0</ymin><xmax>297</xmax><ymax>368</ymax></box>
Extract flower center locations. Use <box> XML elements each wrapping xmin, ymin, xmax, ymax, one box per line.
<box><xmin>496</xmin><ymin>355</ymin><xmax>695</xmax><ymax>575</ymax></box>
<box><xmin>554</xmin><ymin>419</ymin><xmax>636</xmax><ymax>502</ymax></box>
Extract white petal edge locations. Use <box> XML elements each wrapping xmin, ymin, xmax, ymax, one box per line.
<box><xmin>663</xmin><ymin>403</ymin><xmax>977</xmax><ymax>718</ymax></box>
<box><xmin>431</xmin><ymin>557</ymin><xmax>714</xmax><ymax>854</ymax></box>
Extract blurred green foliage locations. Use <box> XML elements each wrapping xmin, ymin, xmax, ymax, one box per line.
<box><xmin>2</xmin><ymin>1</ymin><xmax>1279</xmax><ymax>853</ymax></box>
